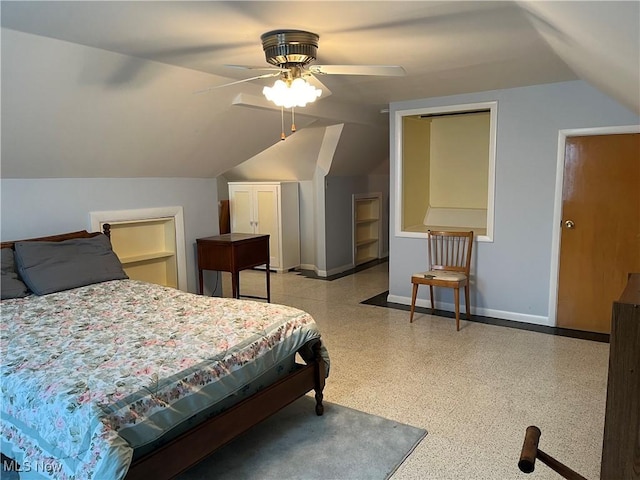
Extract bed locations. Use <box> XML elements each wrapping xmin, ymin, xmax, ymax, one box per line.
<box><xmin>0</xmin><ymin>228</ymin><xmax>329</xmax><ymax>479</ymax></box>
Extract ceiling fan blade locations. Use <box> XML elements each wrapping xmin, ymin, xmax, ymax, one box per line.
<box><xmin>194</xmin><ymin>72</ymin><xmax>281</xmax><ymax>94</ymax></box>
<box><xmin>306</xmin><ymin>73</ymin><xmax>332</xmax><ymax>98</ymax></box>
<box><xmin>308</xmin><ymin>65</ymin><xmax>406</xmax><ymax>76</ymax></box>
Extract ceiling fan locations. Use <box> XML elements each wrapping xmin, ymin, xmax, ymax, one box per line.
<box><xmin>197</xmin><ymin>29</ymin><xmax>405</xmax><ymax>140</ymax></box>
<box><xmin>197</xmin><ymin>29</ymin><xmax>406</xmax><ymax>99</ymax></box>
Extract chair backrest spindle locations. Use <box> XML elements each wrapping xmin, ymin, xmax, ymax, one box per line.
<box><xmin>427</xmin><ymin>230</ymin><xmax>473</xmax><ymax>274</ymax></box>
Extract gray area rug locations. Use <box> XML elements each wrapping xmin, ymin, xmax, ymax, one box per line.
<box><xmin>177</xmin><ymin>395</ymin><xmax>427</xmax><ymax>480</ymax></box>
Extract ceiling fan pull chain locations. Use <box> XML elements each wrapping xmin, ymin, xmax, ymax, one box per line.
<box><xmin>280</xmin><ymin>106</ymin><xmax>286</xmax><ymax>141</ymax></box>
<box><xmin>291</xmin><ymin>107</ymin><xmax>296</xmax><ymax>133</ymax></box>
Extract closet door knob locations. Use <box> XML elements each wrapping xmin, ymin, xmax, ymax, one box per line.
<box><xmin>564</xmin><ymin>220</ymin><xmax>575</xmax><ymax>229</ymax></box>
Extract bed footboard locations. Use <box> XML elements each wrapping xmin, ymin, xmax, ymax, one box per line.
<box><xmin>125</xmin><ymin>340</ymin><xmax>326</xmax><ymax>480</ymax></box>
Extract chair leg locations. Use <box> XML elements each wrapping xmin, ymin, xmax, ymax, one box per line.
<box><xmin>429</xmin><ymin>286</ymin><xmax>435</xmax><ymax>312</ymax></box>
<box><xmin>465</xmin><ymin>283</ymin><xmax>471</xmax><ymax>320</ymax></box>
<box><xmin>454</xmin><ymin>287</ymin><xmax>460</xmax><ymax>331</ymax></box>
<box><xmin>410</xmin><ymin>283</ymin><xmax>419</xmax><ymax>322</ymax></box>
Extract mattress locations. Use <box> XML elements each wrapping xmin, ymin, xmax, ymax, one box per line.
<box><xmin>0</xmin><ymin>279</ymin><xmax>328</xmax><ymax>479</ymax></box>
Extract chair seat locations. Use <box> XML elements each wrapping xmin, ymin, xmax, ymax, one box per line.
<box><xmin>412</xmin><ymin>270</ymin><xmax>468</xmax><ymax>282</ymax></box>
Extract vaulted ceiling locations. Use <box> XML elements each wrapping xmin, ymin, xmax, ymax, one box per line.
<box><xmin>1</xmin><ymin>1</ymin><xmax>638</xmax><ymax>179</ymax></box>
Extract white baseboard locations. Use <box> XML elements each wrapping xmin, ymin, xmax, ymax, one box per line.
<box><xmin>299</xmin><ymin>263</ymin><xmax>353</xmax><ymax>277</ymax></box>
<box><xmin>386</xmin><ymin>294</ymin><xmax>552</xmax><ymax>327</ymax></box>
<box><xmin>300</xmin><ymin>259</ymin><xmax>385</xmax><ymax>278</ymax></box>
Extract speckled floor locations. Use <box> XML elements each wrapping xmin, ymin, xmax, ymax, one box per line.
<box><xmin>221</xmin><ymin>262</ymin><xmax>609</xmax><ymax>480</ymax></box>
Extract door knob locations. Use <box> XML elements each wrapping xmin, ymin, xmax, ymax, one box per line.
<box><xmin>564</xmin><ymin>220</ymin><xmax>575</xmax><ymax>229</ymax></box>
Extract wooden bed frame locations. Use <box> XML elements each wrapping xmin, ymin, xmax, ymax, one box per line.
<box><xmin>2</xmin><ymin>228</ymin><xmax>326</xmax><ymax>479</ymax></box>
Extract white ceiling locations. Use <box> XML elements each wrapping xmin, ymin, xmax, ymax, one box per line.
<box><xmin>1</xmin><ymin>1</ymin><xmax>638</xmax><ymax>179</ymax></box>
<box><xmin>0</xmin><ymin>0</ymin><xmax>586</xmax><ymax>108</ymax></box>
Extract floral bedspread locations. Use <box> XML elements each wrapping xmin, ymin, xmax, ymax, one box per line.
<box><xmin>1</xmin><ymin>280</ymin><xmax>326</xmax><ymax>479</ymax></box>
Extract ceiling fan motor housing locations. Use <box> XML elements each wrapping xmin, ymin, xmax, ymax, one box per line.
<box><xmin>261</xmin><ymin>30</ymin><xmax>319</xmax><ymax>67</ymax></box>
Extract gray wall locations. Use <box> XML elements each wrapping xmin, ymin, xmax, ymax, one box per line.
<box><xmin>0</xmin><ymin>177</ymin><xmax>219</xmax><ymax>294</ymax></box>
<box><xmin>324</xmin><ymin>176</ymin><xmax>368</xmax><ymax>273</ymax></box>
<box><xmin>389</xmin><ymin>80</ymin><xmax>639</xmax><ymax>324</ymax></box>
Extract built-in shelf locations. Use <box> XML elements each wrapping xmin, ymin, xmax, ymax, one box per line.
<box><xmin>90</xmin><ymin>207</ymin><xmax>187</xmax><ymax>290</ymax></box>
<box><xmin>356</xmin><ymin>238</ymin><xmax>378</xmax><ymax>247</ymax></box>
<box><xmin>107</xmin><ymin>218</ymin><xmax>178</xmax><ymax>289</ymax></box>
<box><xmin>119</xmin><ymin>251</ymin><xmax>175</xmax><ymax>265</ymax></box>
<box><xmin>353</xmin><ymin>193</ymin><xmax>382</xmax><ymax>267</ymax></box>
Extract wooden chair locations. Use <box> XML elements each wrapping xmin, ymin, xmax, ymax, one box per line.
<box><xmin>409</xmin><ymin>230</ymin><xmax>474</xmax><ymax>331</ymax></box>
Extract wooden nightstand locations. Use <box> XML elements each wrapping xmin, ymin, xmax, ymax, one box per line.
<box><xmin>196</xmin><ymin>233</ymin><xmax>270</xmax><ymax>302</ymax></box>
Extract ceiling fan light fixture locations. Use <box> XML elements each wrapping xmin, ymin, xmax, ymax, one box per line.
<box><xmin>201</xmin><ymin>28</ymin><xmax>405</xmax><ymax>140</ymax></box>
<box><xmin>262</xmin><ymin>77</ymin><xmax>322</xmax><ymax>109</ymax></box>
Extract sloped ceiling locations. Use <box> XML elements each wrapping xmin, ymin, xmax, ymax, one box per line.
<box><xmin>518</xmin><ymin>0</ymin><xmax>640</xmax><ymax>114</ymax></box>
<box><xmin>1</xmin><ymin>1</ymin><xmax>637</xmax><ymax>180</ymax></box>
<box><xmin>223</xmin><ymin>124</ymin><xmax>326</xmax><ymax>182</ymax></box>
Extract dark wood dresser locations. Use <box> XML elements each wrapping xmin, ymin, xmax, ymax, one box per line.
<box><xmin>601</xmin><ymin>273</ymin><xmax>640</xmax><ymax>479</ymax></box>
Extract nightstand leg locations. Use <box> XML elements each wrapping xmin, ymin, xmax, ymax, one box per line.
<box><xmin>231</xmin><ymin>272</ymin><xmax>240</xmax><ymax>299</ymax></box>
<box><xmin>266</xmin><ymin>264</ymin><xmax>271</xmax><ymax>303</ymax></box>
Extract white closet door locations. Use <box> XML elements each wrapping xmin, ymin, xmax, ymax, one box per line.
<box><xmin>254</xmin><ymin>185</ymin><xmax>280</xmax><ymax>268</ymax></box>
<box><xmin>229</xmin><ymin>185</ymin><xmax>254</xmax><ymax>234</ymax></box>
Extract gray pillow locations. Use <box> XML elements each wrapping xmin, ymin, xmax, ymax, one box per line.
<box><xmin>1</xmin><ymin>248</ymin><xmax>30</xmax><ymax>299</ymax></box>
<box><xmin>14</xmin><ymin>234</ymin><xmax>128</xmax><ymax>295</ymax></box>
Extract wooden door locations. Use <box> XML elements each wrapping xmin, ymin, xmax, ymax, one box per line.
<box><xmin>557</xmin><ymin>133</ymin><xmax>640</xmax><ymax>333</ymax></box>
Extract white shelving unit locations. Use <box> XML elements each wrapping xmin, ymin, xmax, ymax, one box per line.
<box><xmin>228</xmin><ymin>181</ymin><xmax>300</xmax><ymax>272</ymax></box>
<box><xmin>353</xmin><ymin>193</ymin><xmax>382</xmax><ymax>266</ymax></box>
